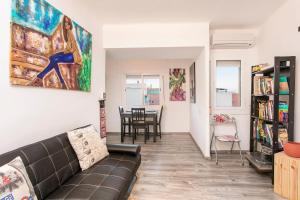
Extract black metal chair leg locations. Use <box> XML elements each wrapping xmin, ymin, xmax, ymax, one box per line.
<box><xmin>121</xmin><ymin>124</ymin><xmax>124</xmax><ymax>143</ymax></box>
<box><xmin>129</xmin><ymin>123</ymin><xmax>131</xmax><ymax>136</ymax></box>
<box><xmin>132</xmin><ymin>131</ymin><xmax>135</xmax><ymax>144</ymax></box>
<box><xmin>159</xmin><ymin>124</ymin><xmax>162</xmax><ymax>139</ymax></box>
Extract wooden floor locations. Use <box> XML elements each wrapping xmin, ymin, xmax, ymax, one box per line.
<box><xmin>107</xmin><ymin>133</ymin><xmax>283</xmax><ymax>200</ymax></box>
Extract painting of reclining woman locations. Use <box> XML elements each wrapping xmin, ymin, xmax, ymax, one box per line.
<box><xmin>10</xmin><ymin>0</ymin><xmax>92</xmax><ymax>91</ymax></box>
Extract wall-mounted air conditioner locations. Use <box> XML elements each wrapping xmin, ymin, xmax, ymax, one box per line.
<box><xmin>211</xmin><ymin>32</ymin><xmax>256</xmax><ymax>49</ymax></box>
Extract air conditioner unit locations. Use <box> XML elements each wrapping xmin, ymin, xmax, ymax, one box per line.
<box><xmin>211</xmin><ymin>33</ymin><xmax>256</xmax><ymax>49</ymax></box>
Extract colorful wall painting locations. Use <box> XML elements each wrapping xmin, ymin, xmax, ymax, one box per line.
<box><xmin>169</xmin><ymin>68</ymin><xmax>186</xmax><ymax>101</ymax></box>
<box><xmin>190</xmin><ymin>62</ymin><xmax>196</xmax><ymax>103</ymax></box>
<box><xmin>10</xmin><ymin>0</ymin><xmax>92</xmax><ymax>91</ymax></box>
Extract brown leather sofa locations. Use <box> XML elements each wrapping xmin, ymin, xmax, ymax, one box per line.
<box><xmin>0</xmin><ymin>128</ymin><xmax>141</xmax><ymax>200</ymax></box>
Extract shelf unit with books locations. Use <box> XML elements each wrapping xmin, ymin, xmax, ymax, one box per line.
<box><xmin>246</xmin><ymin>56</ymin><xmax>296</xmax><ymax>178</ymax></box>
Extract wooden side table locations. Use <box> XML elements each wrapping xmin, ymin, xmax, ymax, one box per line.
<box><xmin>274</xmin><ymin>152</ymin><xmax>300</xmax><ymax>200</ymax></box>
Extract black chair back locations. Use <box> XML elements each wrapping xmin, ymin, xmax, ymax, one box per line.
<box><xmin>119</xmin><ymin>106</ymin><xmax>126</xmax><ymax>123</ymax></box>
<box><xmin>159</xmin><ymin>106</ymin><xmax>164</xmax><ymax>124</ymax></box>
<box><xmin>131</xmin><ymin>108</ymin><xmax>146</xmax><ymax>124</ymax></box>
<box><xmin>118</xmin><ymin>106</ymin><xmax>124</xmax><ymax>115</ymax></box>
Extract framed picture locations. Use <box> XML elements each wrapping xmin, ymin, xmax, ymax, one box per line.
<box><xmin>169</xmin><ymin>68</ymin><xmax>186</xmax><ymax>101</ymax></box>
<box><xmin>10</xmin><ymin>0</ymin><xmax>92</xmax><ymax>91</ymax></box>
<box><xmin>190</xmin><ymin>62</ymin><xmax>196</xmax><ymax>103</ymax></box>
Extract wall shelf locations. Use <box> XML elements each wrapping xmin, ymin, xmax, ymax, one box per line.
<box><xmin>245</xmin><ymin>152</ymin><xmax>272</xmax><ymax>173</ymax></box>
<box><xmin>247</xmin><ymin>56</ymin><xmax>296</xmax><ymax>182</ymax></box>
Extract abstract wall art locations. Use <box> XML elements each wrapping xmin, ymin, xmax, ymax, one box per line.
<box><xmin>190</xmin><ymin>62</ymin><xmax>196</xmax><ymax>103</ymax></box>
<box><xmin>169</xmin><ymin>68</ymin><xmax>186</xmax><ymax>101</ymax></box>
<box><xmin>10</xmin><ymin>0</ymin><xmax>92</xmax><ymax>91</ymax></box>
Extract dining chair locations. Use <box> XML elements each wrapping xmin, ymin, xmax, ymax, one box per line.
<box><xmin>118</xmin><ymin>106</ymin><xmax>131</xmax><ymax>143</ymax></box>
<box><xmin>157</xmin><ymin>106</ymin><xmax>163</xmax><ymax>138</ymax></box>
<box><xmin>131</xmin><ymin>108</ymin><xmax>149</xmax><ymax>144</ymax></box>
<box><xmin>147</xmin><ymin>106</ymin><xmax>163</xmax><ymax>139</ymax></box>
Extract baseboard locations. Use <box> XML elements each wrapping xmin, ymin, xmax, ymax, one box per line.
<box><xmin>107</xmin><ymin>132</ymin><xmax>190</xmax><ymax>135</ymax></box>
<box><xmin>107</xmin><ymin>132</ymin><xmax>120</xmax><ymax>135</ymax></box>
<box><xmin>188</xmin><ymin>133</ymin><xmax>211</xmax><ymax>160</ymax></box>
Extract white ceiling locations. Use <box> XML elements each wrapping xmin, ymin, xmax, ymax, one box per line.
<box><xmin>86</xmin><ymin>0</ymin><xmax>287</xmax><ymax>29</ymax></box>
<box><xmin>106</xmin><ymin>47</ymin><xmax>203</xmax><ymax>60</ymax></box>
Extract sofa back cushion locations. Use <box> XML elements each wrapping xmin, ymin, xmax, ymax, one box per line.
<box><xmin>0</xmin><ymin>156</ymin><xmax>38</xmax><ymax>200</ymax></box>
<box><xmin>0</xmin><ymin>133</ymin><xmax>80</xmax><ymax>200</ymax></box>
<box><xmin>67</xmin><ymin>125</ymin><xmax>109</xmax><ymax>171</ymax></box>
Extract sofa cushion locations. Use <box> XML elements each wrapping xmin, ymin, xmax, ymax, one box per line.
<box><xmin>67</xmin><ymin>125</ymin><xmax>109</xmax><ymax>171</ymax></box>
<box><xmin>0</xmin><ymin>156</ymin><xmax>37</xmax><ymax>200</ymax></box>
<box><xmin>0</xmin><ymin>134</ymin><xmax>80</xmax><ymax>200</ymax></box>
<box><xmin>45</xmin><ymin>152</ymin><xmax>141</xmax><ymax>200</ymax></box>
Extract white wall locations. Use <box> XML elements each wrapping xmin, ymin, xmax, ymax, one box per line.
<box><xmin>106</xmin><ymin>59</ymin><xmax>193</xmax><ymax>133</ymax></box>
<box><xmin>190</xmin><ymin>49</ymin><xmax>211</xmax><ymax>157</ymax></box>
<box><xmin>103</xmin><ymin>23</ymin><xmax>210</xmax><ymax>48</ymax></box>
<box><xmin>210</xmin><ymin>47</ymin><xmax>258</xmax><ymax>150</ymax></box>
<box><xmin>0</xmin><ymin>0</ymin><xmax>105</xmax><ymax>154</ymax></box>
<box><xmin>103</xmin><ymin>23</ymin><xmax>211</xmax><ymax>156</ymax></box>
<box><xmin>257</xmin><ymin>0</ymin><xmax>300</xmax><ymax>142</ymax></box>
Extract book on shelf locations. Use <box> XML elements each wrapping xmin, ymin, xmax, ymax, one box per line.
<box><xmin>261</xmin><ymin>145</ymin><xmax>273</xmax><ymax>155</ymax></box>
<box><xmin>253</xmin><ymin>119</ymin><xmax>273</xmax><ymax>147</ymax></box>
<box><xmin>256</xmin><ymin>100</ymin><xmax>288</xmax><ymax>123</ymax></box>
<box><xmin>264</xmin><ymin>124</ymin><xmax>273</xmax><ymax>146</ymax></box>
<box><xmin>279</xmin><ymin>76</ymin><xmax>289</xmax><ymax>95</ymax></box>
<box><xmin>278</xmin><ymin>128</ymin><xmax>288</xmax><ymax>148</ymax></box>
<box><xmin>251</xmin><ymin>63</ymin><xmax>271</xmax><ymax>73</ymax></box>
<box><xmin>255</xmin><ymin>119</ymin><xmax>264</xmax><ymax>141</ymax></box>
<box><xmin>257</xmin><ymin>100</ymin><xmax>274</xmax><ymax>121</ymax></box>
<box><xmin>279</xmin><ymin>101</ymin><xmax>289</xmax><ymax>123</ymax></box>
<box><xmin>252</xmin><ymin>119</ymin><xmax>257</xmax><ymax>139</ymax></box>
<box><xmin>253</xmin><ymin>75</ymin><xmax>274</xmax><ymax>95</ymax></box>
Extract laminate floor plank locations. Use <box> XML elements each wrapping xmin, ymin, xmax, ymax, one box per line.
<box><xmin>107</xmin><ymin>133</ymin><xmax>283</xmax><ymax>200</ymax></box>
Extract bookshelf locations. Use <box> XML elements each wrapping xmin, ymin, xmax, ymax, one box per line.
<box><xmin>246</xmin><ymin>56</ymin><xmax>296</xmax><ymax>178</ymax></box>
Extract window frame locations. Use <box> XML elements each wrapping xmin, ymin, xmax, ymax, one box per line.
<box><xmin>214</xmin><ymin>60</ymin><xmax>242</xmax><ymax>109</ymax></box>
<box><xmin>124</xmin><ymin>74</ymin><xmax>164</xmax><ymax>107</ymax></box>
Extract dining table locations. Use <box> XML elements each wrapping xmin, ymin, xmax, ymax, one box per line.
<box><xmin>121</xmin><ymin>110</ymin><xmax>158</xmax><ymax>142</ymax></box>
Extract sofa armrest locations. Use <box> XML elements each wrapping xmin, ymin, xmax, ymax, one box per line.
<box><xmin>106</xmin><ymin>144</ymin><xmax>141</xmax><ymax>156</ymax></box>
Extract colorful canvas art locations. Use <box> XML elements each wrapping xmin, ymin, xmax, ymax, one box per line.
<box><xmin>169</xmin><ymin>68</ymin><xmax>186</xmax><ymax>101</ymax></box>
<box><xmin>10</xmin><ymin>0</ymin><xmax>92</xmax><ymax>91</ymax></box>
<box><xmin>190</xmin><ymin>62</ymin><xmax>196</xmax><ymax>103</ymax></box>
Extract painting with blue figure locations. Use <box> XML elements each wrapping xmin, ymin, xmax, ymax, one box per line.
<box><xmin>10</xmin><ymin>0</ymin><xmax>92</xmax><ymax>91</ymax></box>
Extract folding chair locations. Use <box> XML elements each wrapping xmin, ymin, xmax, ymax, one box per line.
<box><xmin>210</xmin><ymin>114</ymin><xmax>244</xmax><ymax>165</ymax></box>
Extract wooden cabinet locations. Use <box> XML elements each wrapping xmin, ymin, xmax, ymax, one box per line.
<box><xmin>274</xmin><ymin>152</ymin><xmax>300</xmax><ymax>200</ymax></box>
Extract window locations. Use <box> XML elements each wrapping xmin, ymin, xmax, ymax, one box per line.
<box><xmin>125</xmin><ymin>75</ymin><xmax>143</xmax><ymax>106</ymax></box>
<box><xmin>215</xmin><ymin>60</ymin><xmax>241</xmax><ymax>107</ymax></box>
<box><xmin>143</xmin><ymin>75</ymin><xmax>160</xmax><ymax>105</ymax></box>
<box><xmin>125</xmin><ymin>75</ymin><xmax>161</xmax><ymax>106</ymax></box>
